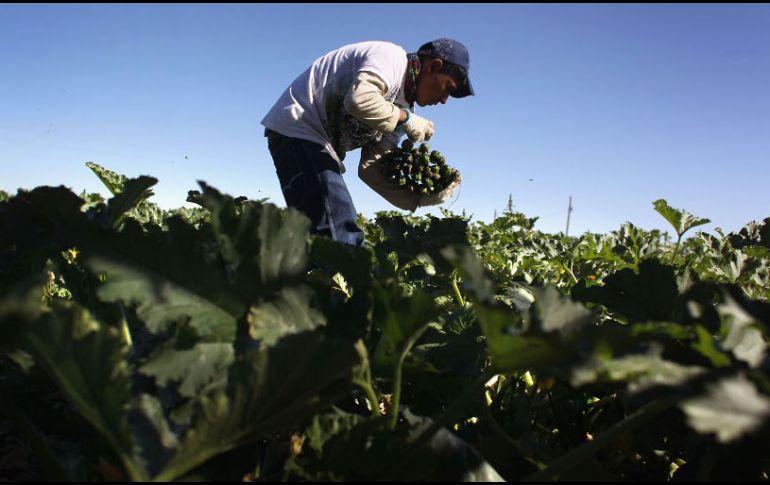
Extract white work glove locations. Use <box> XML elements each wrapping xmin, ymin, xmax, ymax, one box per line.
<box><xmin>402</xmin><ymin>113</ymin><xmax>434</xmax><ymax>143</ymax></box>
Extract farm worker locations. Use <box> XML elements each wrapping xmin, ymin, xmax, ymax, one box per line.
<box><xmin>261</xmin><ymin>38</ymin><xmax>474</xmax><ymax>246</ymax></box>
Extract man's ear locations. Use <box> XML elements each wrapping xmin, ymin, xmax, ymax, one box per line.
<box><xmin>426</xmin><ymin>58</ymin><xmax>444</xmax><ymax>73</ymax></box>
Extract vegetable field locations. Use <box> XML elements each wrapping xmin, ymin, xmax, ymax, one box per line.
<box><xmin>1</xmin><ymin>163</ymin><xmax>769</xmax><ymax>481</ymax></box>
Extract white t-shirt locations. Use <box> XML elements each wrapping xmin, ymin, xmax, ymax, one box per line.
<box><xmin>261</xmin><ymin>41</ymin><xmax>409</xmax><ymax>171</ymax></box>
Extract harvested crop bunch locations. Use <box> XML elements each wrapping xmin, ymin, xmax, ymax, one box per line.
<box><xmin>379</xmin><ymin>140</ymin><xmax>461</xmax><ymax>196</ymax></box>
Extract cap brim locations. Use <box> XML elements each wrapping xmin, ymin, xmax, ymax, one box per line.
<box><xmin>451</xmin><ymin>77</ymin><xmax>474</xmax><ymax>98</ymax></box>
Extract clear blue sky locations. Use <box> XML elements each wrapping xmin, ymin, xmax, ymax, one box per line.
<box><xmin>2</xmin><ymin>4</ymin><xmax>769</xmax><ymax>236</ymax></box>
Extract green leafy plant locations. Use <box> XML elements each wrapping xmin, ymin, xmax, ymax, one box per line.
<box><xmin>653</xmin><ymin>199</ymin><xmax>711</xmax><ymax>260</ymax></box>
<box><xmin>1</xmin><ymin>163</ymin><xmax>769</xmax><ymax>482</ymax></box>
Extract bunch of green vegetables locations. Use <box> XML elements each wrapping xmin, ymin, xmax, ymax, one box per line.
<box><xmin>381</xmin><ymin>139</ymin><xmax>460</xmax><ymax>195</ymax></box>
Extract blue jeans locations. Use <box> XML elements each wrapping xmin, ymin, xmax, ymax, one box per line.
<box><xmin>265</xmin><ymin>129</ymin><xmax>365</xmax><ymax>247</ymax></box>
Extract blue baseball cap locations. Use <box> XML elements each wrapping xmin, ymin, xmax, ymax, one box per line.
<box><xmin>417</xmin><ymin>38</ymin><xmax>475</xmax><ymax>98</ymax></box>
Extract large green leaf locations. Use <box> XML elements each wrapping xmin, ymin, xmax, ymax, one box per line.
<box><xmin>680</xmin><ymin>373</ymin><xmax>770</xmax><ymax>443</ymax></box>
<box><xmin>195</xmin><ymin>183</ymin><xmax>260</xmax><ymax>288</ymax></box>
<box><xmin>441</xmin><ymin>248</ymin><xmax>595</xmax><ymax>373</ymax></box>
<box><xmin>570</xmin><ymin>345</ymin><xmax>708</xmax><ymax>391</ymax></box>
<box><xmin>653</xmin><ymin>199</ymin><xmax>710</xmax><ymax>238</ymax></box>
<box><xmin>476</xmin><ymin>303</ymin><xmax>562</xmax><ymax>373</ymax></box>
<box><xmin>728</xmin><ymin>217</ymin><xmax>770</xmax><ymax>249</ymax></box>
<box><xmin>374</xmin><ymin>214</ymin><xmax>469</xmax><ymax>273</ymax></box>
<box><xmin>257</xmin><ymin>203</ymin><xmax>312</xmax><ymax>286</ymax></box>
<box><xmin>88</xmin><ymin>256</ymin><xmax>237</xmax><ymax>341</ymax></box>
<box><xmin>86</xmin><ymin>161</ymin><xmax>129</xmax><ymax>196</ymax></box>
<box><xmin>305</xmin><ymin>240</ymin><xmax>375</xmax><ymax>343</ymax></box>
<box><xmin>21</xmin><ymin>303</ymin><xmax>147</xmax><ymax>480</ymax></box>
<box><xmin>106</xmin><ymin>175</ymin><xmax>158</xmax><ymax>227</ymax></box>
<box><xmin>531</xmin><ymin>287</ymin><xmax>593</xmax><ymax>337</ymax></box>
<box><xmin>286</xmin><ymin>410</ymin><xmax>504</xmax><ymax>481</ymax></box>
<box><xmin>138</xmin><ymin>343</ymin><xmax>234</xmax><ymax>398</ymax></box>
<box><xmin>441</xmin><ymin>246</ymin><xmax>594</xmax><ymax>373</ymax></box>
<box><xmin>310</xmin><ymin>236</ymin><xmax>373</xmax><ymax>291</ymax></box>
<box><xmin>717</xmin><ymin>290</ymin><xmax>768</xmax><ymax>368</ymax></box>
<box><xmin>247</xmin><ymin>286</ymin><xmax>326</xmax><ymax>346</ymax></box>
<box><xmin>124</xmin><ymin>393</ymin><xmax>182</xmax><ymax>477</ymax></box>
<box><xmin>0</xmin><ymin>187</ymin><xmax>88</xmax><ymax>290</ymax></box>
<box><xmin>197</xmin><ymin>183</ymin><xmax>310</xmax><ymax>290</ymax></box>
<box><xmin>372</xmin><ymin>284</ymin><xmax>441</xmax><ymax>370</ymax></box>
<box><xmin>152</xmin><ymin>330</ymin><xmax>362</xmax><ymax>481</ymax></box>
<box><xmin>571</xmin><ymin>259</ymin><xmax>679</xmax><ymax>323</ymax></box>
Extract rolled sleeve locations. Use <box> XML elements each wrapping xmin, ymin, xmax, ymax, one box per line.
<box><xmin>343</xmin><ymin>71</ymin><xmax>402</xmax><ymax>133</ymax></box>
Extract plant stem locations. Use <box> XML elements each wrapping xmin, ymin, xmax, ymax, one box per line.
<box><xmin>118</xmin><ymin>301</ymin><xmax>132</xmax><ymax>350</ymax></box>
<box><xmin>353</xmin><ymin>378</ymin><xmax>382</xmax><ymax>417</ymax></box>
<box><xmin>451</xmin><ymin>272</ymin><xmax>465</xmax><ymax>307</ymax></box>
<box><xmin>389</xmin><ymin>323</ymin><xmax>431</xmax><ymax>430</ymax></box>
<box><xmin>672</xmin><ymin>234</ymin><xmax>682</xmax><ymax>261</ymax></box>
<box><xmin>563</xmin><ymin>262</ymin><xmax>579</xmax><ymax>285</ymax></box>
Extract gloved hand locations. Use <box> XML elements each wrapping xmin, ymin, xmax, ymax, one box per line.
<box><xmin>403</xmin><ymin>113</ymin><xmax>434</xmax><ymax>143</ymax></box>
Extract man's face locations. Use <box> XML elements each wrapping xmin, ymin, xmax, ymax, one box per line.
<box><xmin>415</xmin><ymin>59</ymin><xmax>459</xmax><ymax>107</ymax></box>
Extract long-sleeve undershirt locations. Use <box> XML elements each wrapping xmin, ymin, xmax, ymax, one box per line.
<box><xmin>343</xmin><ymin>71</ymin><xmax>403</xmax><ymax>134</ymax></box>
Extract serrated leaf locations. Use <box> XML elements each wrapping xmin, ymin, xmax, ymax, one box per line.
<box><xmin>571</xmin><ymin>259</ymin><xmax>679</xmax><ymax>323</ymax></box>
<box><xmin>653</xmin><ymin>199</ymin><xmax>710</xmax><ymax>237</ymax></box>
<box><xmin>475</xmin><ymin>288</ymin><xmax>597</xmax><ymax>375</ymax></box>
<box><xmin>505</xmin><ymin>285</ymin><xmax>535</xmax><ymax>312</ymax></box>
<box><xmin>532</xmin><ymin>287</ymin><xmax>593</xmax><ymax>337</ymax></box>
<box><xmin>0</xmin><ymin>188</ymin><xmax>87</xmax><ymax>279</ymax></box>
<box><xmin>288</xmin><ymin>409</ymin><xmax>504</xmax><ymax>482</ymax></box>
<box><xmin>139</xmin><ymin>343</ymin><xmax>234</xmax><ymax>398</ymax></box>
<box><xmin>21</xmin><ymin>303</ymin><xmax>147</xmax><ymax>480</ymax></box>
<box><xmin>302</xmin><ymin>409</ymin><xmax>368</xmax><ymax>455</ymax></box>
<box><xmin>125</xmin><ymin>394</ymin><xmax>180</xmax><ymax>477</ymax></box>
<box><xmin>476</xmin><ymin>303</ymin><xmax>563</xmax><ymax>373</ymax></box>
<box><xmin>331</xmin><ymin>273</ymin><xmax>352</xmax><ymax>299</ymax></box>
<box><xmin>88</xmin><ymin>256</ymin><xmax>237</xmax><ymax>341</ymax></box>
<box><xmin>373</xmin><ymin>214</ymin><xmax>468</xmax><ymax>273</ymax></box>
<box><xmin>691</xmin><ymin>325</ymin><xmax>732</xmax><ymax>368</ymax></box>
<box><xmin>107</xmin><ymin>175</ymin><xmax>158</xmax><ymax>226</ymax></box>
<box><xmin>653</xmin><ymin>199</ymin><xmax>683</xmax><ymax>234</ymax></box>
<box><xmin>258</xmin><ymin>204</ymin><xmax>312</xmax><ymax>286</ymax></box>
<box><xmin>86</xmin><ymin>161</ymin><xmax>128</xmax><ymax>195</ymax></box>
<box><xmin>372</xmin><ymin>284</ymin><xmax>441</xmax><ymax>370</ymax></box>
<box><xmin>153</xmin><ymin>331</ymin><xmax>362</xmax><ymax>481</ymax></box>
<box><xmin>310</xmin><ymin>237</ymin><xmax>373</xmax><ymax>291</ymax></box>
<box><xmin>247</xmin><ymin>286</ymin><xmax>326</xmax><ymax>346</ymax></box>
<box><xmin>4</xmin><ymin>349</ymin><xmax>35</xmax><ymax>372</ymax></box>
<box><xmin>718</xmin><ymin>291</ymin><xmax>768</xmax><ymax>367</ymax></box>
<box><xmin>198</xmin><ymin>183</ymin><xmax>310</xmax><ymax>289</ymax></box>
<box><xmin>570</xmin><ymin>345</ymin><xmax>708</xmax><ymax>392</ymax></box>
<box><xmin>681</xmin><ymin>373</ymin><xmax>770</xmax><ymax>443</ymax></box>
